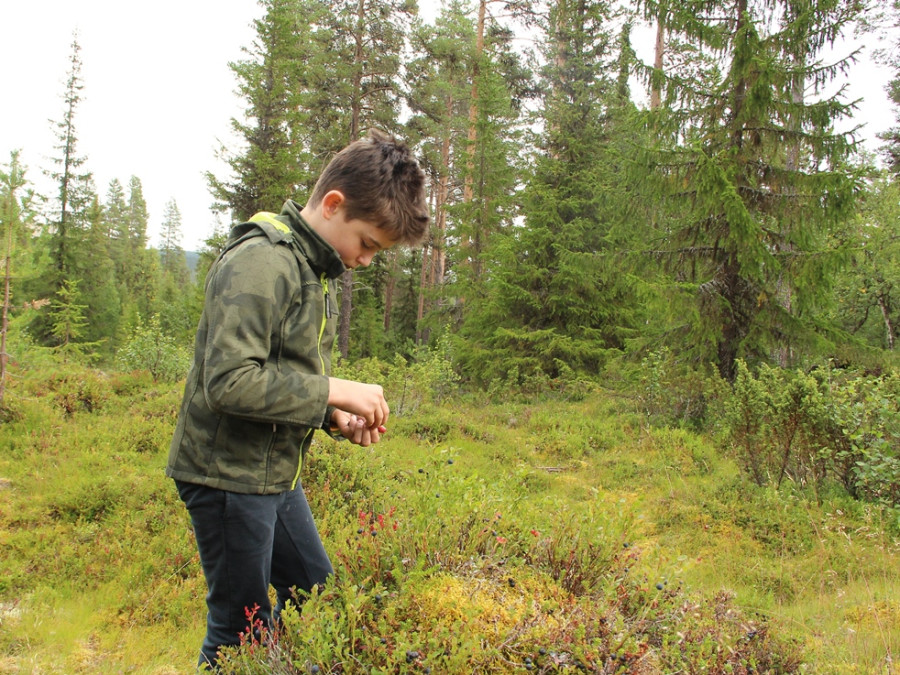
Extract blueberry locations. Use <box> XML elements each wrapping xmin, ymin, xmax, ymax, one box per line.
<box><xmin>656</xmin><ymin>583</ymin><xmax>664</xmax><ymax>590</ymax></box>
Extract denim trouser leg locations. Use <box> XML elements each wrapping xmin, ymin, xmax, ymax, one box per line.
<box><xmin>175</xmin><ymin>480</ymin><xmax>334</xmax><ymax>670</ymax></box>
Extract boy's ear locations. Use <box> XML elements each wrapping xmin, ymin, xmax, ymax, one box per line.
<box><xmin>321</xmin><ymin>190</ymin><xmax>346</xmax><ymax>219</ymax></box>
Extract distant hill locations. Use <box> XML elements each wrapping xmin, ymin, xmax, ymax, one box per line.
<box><xmin>185</xmin><ymin>250</ymin><xmax>199</xmax><ymax>275</ymax></box>
<box><xmin>156</xmin><ymin>249</ymin><xmax>201</xmax><ymax>281</ymax></box>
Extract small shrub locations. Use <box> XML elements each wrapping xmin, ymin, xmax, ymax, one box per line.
<box><xmin>116</xmin><ymin>314</ymin><xmax>192</xmax><ymax>383</ymax></box>
<box><xmin>723</xmin><ymin>361</ymin><xmax>900</xmax><ymax>513</ymax></box>
<box><xmin>636</xmin><ymin>347</ymin><xmax>725</xmax><ymax>430</ymax></box>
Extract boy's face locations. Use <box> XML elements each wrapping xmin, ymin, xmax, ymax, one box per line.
<box><xmin>318</xmin><ymin>209</ymin><xmax>396</xmax><ymax>269</ymax></box>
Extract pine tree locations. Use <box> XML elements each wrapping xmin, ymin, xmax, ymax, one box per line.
<box><xmin>631</xmin><ymin>0</ymin><xmax>865</xmax><ymax>380</ymax></box>
<box><xmin>208</xmin><ymin>0</ymin><xmax>319</xmax><ymax>220</ymax></box>
<box><xmin>406</xmin><ymin>2</ymin><xmax>478</xmax><ymax>344</ymax></box>
<box><xmin>406</xmin><ymin>0</ymin><xmax>533</xmax><ymax>353</ymax></box>
<box><xmin>313</xmin><ymin>0</ymin><xmax>418</xmax><ymax>358</ymax></box>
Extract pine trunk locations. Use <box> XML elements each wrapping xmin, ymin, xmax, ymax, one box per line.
<box><xmin>650</xmin><ymin>15</ymin><xmax>664</xmax><ymax>109</ymax></box>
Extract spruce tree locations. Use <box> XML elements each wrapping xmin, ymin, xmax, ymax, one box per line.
<box><xmin>123</xmin><ymin>176</ymin><xmax>157</xmax><ymax>320</ymax></box>
<box><xmin>32</xmin><ymin>34</ymin><xmax>97</xmax><ymax>348</ymax></box>
<box><xmin>159</xmin><ymin>198</ymin><xmax>189</xmax><ymax>284</ymax></box>
<box><xmin>47</xmin><ymin>278</ymin><xmax>98</xmax><ymax>363</ymax></box>
<box><xmin>103</xmin><ymin>178</ymin><xmax>129</xmax><ymax>289</ymax></box>
<box><xmin>77</xmin><ymin>195</ymin><xmax>121</xmax><ymax>348</ymax></box>
<box><xmin>456</xmin><ymin>0</ymin><xmax>637</xmax><ymax>384</ymax></box>
<box><xmin>46</xmin><ymin>34</ymin><xmax>93</xmax><ymax>280</ymax></box>
<box><xmin>156</xmin><ymin>199</ymin><xmax>195</xmax><ymax>344</ymax></box>
<box><xmin>631</xmin><ymin>0</ymin><xmax>865</xmax><ymax>380</ymax></box>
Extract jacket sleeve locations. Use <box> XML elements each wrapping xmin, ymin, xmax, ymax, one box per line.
<box><xmin>200</xmin><ymin>239</ymin><xmax>330</xmax><ymax>427</ymax></box>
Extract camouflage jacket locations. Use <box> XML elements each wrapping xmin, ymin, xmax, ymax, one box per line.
<box><xmin>166</xmin><ymin>200</ymin><xmax>345</xmax><ymax>494</ymax></box>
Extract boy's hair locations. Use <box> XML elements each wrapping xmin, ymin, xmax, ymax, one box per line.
<box><xmin>309</xmin><ymin>129</ymin><xmax>429</xmax><ymax>246</ymax></box>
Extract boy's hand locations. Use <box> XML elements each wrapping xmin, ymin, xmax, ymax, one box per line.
<box><xmin>327</xmin><ymin>377</ymin><xmax>390</xmax><ymax>428</ymax></box>
<box><xmin>330</xmin><ymin>410</ymin><xmax>385</xmax><ymax>447</ymax></box>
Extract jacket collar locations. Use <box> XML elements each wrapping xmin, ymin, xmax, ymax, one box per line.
<box><xmin>280</xmin><ymin>200</ymin><xmax>346</xmax><ymax>279</ymax></box>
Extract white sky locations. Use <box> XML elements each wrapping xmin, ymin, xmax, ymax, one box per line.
<box><xmin>1</xmin><ymin>2</ymin><xmax>894</xmax><ymax>251</ymax></box>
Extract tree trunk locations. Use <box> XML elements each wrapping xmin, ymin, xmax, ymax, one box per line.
<box><xmin>463</xmin><ymin>0</ymin><xmax>486</xmax><ymax>206</ymax></box>
<box><xmin>650</xmin><ymin>14</ymin><xmax>664</xmax><ymax>110</ymax></box>
<box><xmin>878</xmin><ymin>293</ymin><xmax>895</xmax><ymax>350</ymax></box>
<box><xmin>383</xmin><ymin>249</ymin><xmax>397</xmax><ymax>332</ymax></box>
<box><xmin>338</xmin><ymin>0</ymin><xmax>367</xmax><ymax>360</ymax></box>
<box><xmin>0</xmin><ymin>249</ymin><xmax>10</xmax><ymax>406</ymax></box>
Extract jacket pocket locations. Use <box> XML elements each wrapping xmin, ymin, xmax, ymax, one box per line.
<box><xmin>208</xmin><ymin>415</ymin><xmax>276</xmax><ymax>486</ymax></box>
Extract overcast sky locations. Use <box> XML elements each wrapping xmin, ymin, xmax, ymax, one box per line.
<box><xmin>1</xmin><ymin>2</ymin><xmax>894</xmax><ymax>251</ymax></box>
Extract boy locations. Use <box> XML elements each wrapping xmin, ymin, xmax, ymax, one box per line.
<box><xmin>166</xmin><ymin>129</ymin><xmax>429</xmax><ymax>670</ymax></box>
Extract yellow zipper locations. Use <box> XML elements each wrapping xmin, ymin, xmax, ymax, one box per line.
<box><xmin>292</xmin><ymin>273</ymin><xmax>330</xmax><ymax>490</ymax></box>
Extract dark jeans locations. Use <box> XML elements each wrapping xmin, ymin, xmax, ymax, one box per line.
<box><xmin>175</xmin><ymin>480</ymin><xmax>333</xmax><ymax>670</ymax></box>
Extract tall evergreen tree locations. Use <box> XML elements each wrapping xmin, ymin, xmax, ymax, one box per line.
<box><xmin>46</xmin><ymin>34</ymin><xmax>93</xmax><ymax>280</ymax></box>
<box><xmin>631</xmin><ymin>0</ymin><xmax>865</xmax><ymax>380</ymax></box>
<box><xmin>208</xmin><ymin>0</ymin><xmax>321</xmax><ymax>220</ymax></box>
<box><xmin>77</xmin><ymin>194</ymin><xmax>121</xmax><ymax>348</ymax></box>
<box><xmin>159</xmin><ymin>198</ymin><xmax>189</xmax><ymax>284</ymax></box>
<box><xmin>406</xmin><ymin>2</ymin><xmax>479</xmax><ymax>343</ymax></box>
<box><xmin>156</xmin><ymin>198</ymin><xmax>195</xmax><ymax>344</ymax></box>
<box><xmin>30</xmin><ymin>34</ymin><xmax>98</xmax><ymax>347</ymax></box>
<box><xmin>127</xmin><ymin>176</ymin><xmax>156</xmax><ymax>311</ymax></box>
<box><xmin>103</xmin><ymin>178</ymin><xmax>129</xmax><ymax>284</ymax></box>
<box><xmin>456</xmin><ymin>0</ymin><xmax>637</xmax><ymax>384</ymax></box>
<box><xmin>314</xmin><ymin>0</ymin><xmax>418</xmax><ymax>358</ymax></box>
<box><xmin>209</xmin><ymin>0</ymin><xmax>416</xmax><ymax>358</ymax></box>
<box><xmin>875</xmin><ymin>0</ymin><xmax>900</xmax><ymax>175</ymax></box>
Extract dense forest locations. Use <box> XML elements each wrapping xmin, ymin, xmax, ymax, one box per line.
<box><xmin>1</xmin><ymin>0</ymin><xmax>899</xmax><ymax>497</ymax></box>
<box><xmin>2</xmin><ymin>1</ymin><xmax>900</xmax><ymax>671</ymax></box>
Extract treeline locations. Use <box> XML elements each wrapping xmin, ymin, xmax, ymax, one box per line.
<box><xmin>2</xmin><ymin>0</ymin><xmax>899</xmax><ymax>394</ymax></box>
